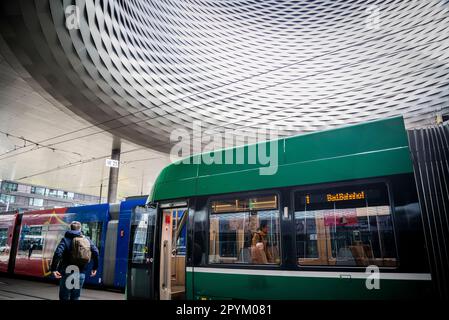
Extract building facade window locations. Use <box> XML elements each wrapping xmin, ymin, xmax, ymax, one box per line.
<box><xmin>47</xmin><ymin>189</ymin><xmax>58</xmax><ymax>198</ymax></box>
<box><xmin>17</xmin><ymin>184</ymin><xmax>31</xmax><ymax>193</ymax></box>
<box><xmin>31</xmin><ymin>186</ymin><xmax>46</xmax><ymax>196</ymax></box>
<box><xmin>1</xmin><ymin>182</ymin><xmax>18</xmax><ymax>192</ymax></box>
<box><xmin>28</xmin><ymin>198</ymin><xmax>44</xmax><ymax>207</ymax></box>
<box><xmin>0</xmin><ymin>194</ymin><xmax>16</xmax><ymax>203</ymax></box>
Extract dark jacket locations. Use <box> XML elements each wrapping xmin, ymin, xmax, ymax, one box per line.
<box><xmin>50</xmin><ymin>230</ymin><xmax>99</xmax><ymax>273</ymax></box>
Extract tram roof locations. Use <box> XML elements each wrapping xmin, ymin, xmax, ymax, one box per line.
<box><xmin>149</xmin><ymin>116</ymin><xmax>413</xmax><ymax>202</ymax></box>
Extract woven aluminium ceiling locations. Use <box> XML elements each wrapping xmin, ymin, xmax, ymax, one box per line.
<box><xmin>0</xmin><ymin>0</ymin><xmax>448</xmax><ymax>154</ymax></box>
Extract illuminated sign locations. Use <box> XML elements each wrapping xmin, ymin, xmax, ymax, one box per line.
<box><xmin>326</xmin><ymin>191</ymin><xmax>365</xmax><ymax>202</ymax></box>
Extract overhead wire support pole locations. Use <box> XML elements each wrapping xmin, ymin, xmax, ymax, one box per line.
<box><xmin>107</xmin><ymin>137</ymin><xmax>121</xmax><ymax>204</ymax></box>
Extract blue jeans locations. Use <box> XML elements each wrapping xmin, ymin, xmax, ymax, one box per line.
<box><xmin>59</xmin><ymin>272</ymin><xmax>86</xmax><ymax>300</ymax></box>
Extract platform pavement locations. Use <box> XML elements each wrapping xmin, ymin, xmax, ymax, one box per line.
<box><xmin>0</xmin><ymin>275</ymin><xmax>124</xmax><ymax>300</ymax></box>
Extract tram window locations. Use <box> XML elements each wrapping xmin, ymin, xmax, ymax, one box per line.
<box><xmin>18</xmin><ymin>225</ymin><xmax>44</xmax><ymax>258</ymax></box>
<box><xmin>173</xmin><ymin>210</ymin><xmax>187</xmax><ymax>255</ymax></box>
<box><xmin>131</xmin><ymin>212</ymin><xmax>156</xmax><ymax>264</ymax></box>
<box><xmin>132</xmin><ymin>224</ymin><xmax>148</xmax><ymax>263</ymax></box>
<box><xmin>81</xmin><ymin>222</ymin><xmax>102</xmax><ymax>250</ymax></box>
<box><xmin>42</xmin><ymin>225</ymin><xmax>69</xmax><ymax>264</ymax></box>
<box><xmin>294</xmin><ymin>182</ymin><xmax>398</xmax><ymax>267</ymax></box>
<box><xmin>209</xmin><ymin>194</ymin><xmax>281</xmax><ymax>265</ymax></box>
<box><xmin>0</xmin><ymin>228</ymin><xmax>8</xmax><ymax>255</ymax></box>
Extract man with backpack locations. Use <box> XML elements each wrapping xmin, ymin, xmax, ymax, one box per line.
<box><xmin>51</xmin><ymin>221</ymin><xmax>99</xmax><ymax>300</ymax></box>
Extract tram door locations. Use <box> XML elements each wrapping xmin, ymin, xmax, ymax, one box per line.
<box><xmin>127</xmin><ymin>205</ymin><xmax>158</xmax><ymax>299</ymax></box>
<box><xmin>160</xmin><ymin>207</ymin><xmax>187</xmax><ymax>300</ymax></box>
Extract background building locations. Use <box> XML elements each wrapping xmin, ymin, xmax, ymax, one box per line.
<box><xmin>0</xmin><ymin>180</ymin><xmax>102</xmax><ymax>213</ymax></box>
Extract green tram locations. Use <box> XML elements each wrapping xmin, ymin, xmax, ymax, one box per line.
<box><xmin>127</xmin><ymin>116</ymin><xmax>435</xmax><ymax>300</ymax></box>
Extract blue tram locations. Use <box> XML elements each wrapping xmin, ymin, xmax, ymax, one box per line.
<box><xmin>0</xmin><ymin>196</ymin><xmax>187</xmax><ymax>290</ymax></box>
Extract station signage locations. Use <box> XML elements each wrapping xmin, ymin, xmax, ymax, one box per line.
<box><xmin>105</xmin><ymin>159</ymin><xmax>119</xmax><ymax>168</ymax></box>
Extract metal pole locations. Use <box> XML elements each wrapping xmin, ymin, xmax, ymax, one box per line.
<box><xmin>140</xmin><ymin>169</ymin><xmax>144</xmax><ymax>196</ymax></box>
<box><xmin>107</xmin><ymin>137</ymin><xmax>121</xmax><ymax>204</ymax></box>
<box><xmin>99</xmin><ymin>183</ymin><xmax>103</xmax><ymax>204</ymax></box>
<box><xmin>99</xmin><ymin>161</ymin><xmax>105</xmax><ymax>204</ymax></box>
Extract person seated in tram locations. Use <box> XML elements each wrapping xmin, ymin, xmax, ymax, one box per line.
<box><xmin>251</xmin><ymin>221</ymin><xmax>271</xmax><ymax>264</ymax></box>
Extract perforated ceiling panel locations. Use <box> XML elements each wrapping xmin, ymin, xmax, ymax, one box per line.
<box><xmin>0</xmin><ymin>0</ymin><xmax>448</xmax><ymax>153</ymax></box>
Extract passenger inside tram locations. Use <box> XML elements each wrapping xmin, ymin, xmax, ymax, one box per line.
<box><xmin>251</xmin><ymin>221</ymin><xmax>270</xmax><ymax>264</ymax></box>
<box><xmin>208</xmin><ymin>194</ymin><xmax>281</xmax><ymax>265</ymax></box>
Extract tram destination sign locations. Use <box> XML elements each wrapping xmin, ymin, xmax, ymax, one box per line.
<box><xmin>304</xmin><ymin>190</ymin><xmax>366</xmax><ymax>205</ymax></box>
<box><xmin>326</xmin><ymin>191</ymin><xmax>365</xmax><ymax>202</ymax></box>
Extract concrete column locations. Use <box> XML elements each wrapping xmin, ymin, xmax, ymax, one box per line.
<box><xmin>107</xmin><ymin>137</ymin><xmax>121</xmax><ymax>203</ymax></box>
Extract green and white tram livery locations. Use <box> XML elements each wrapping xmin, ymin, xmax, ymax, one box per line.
<box><xmin>127</xmin><ymin>116</ymin><xmax>436</xmax><ymax>300</ymax></box>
